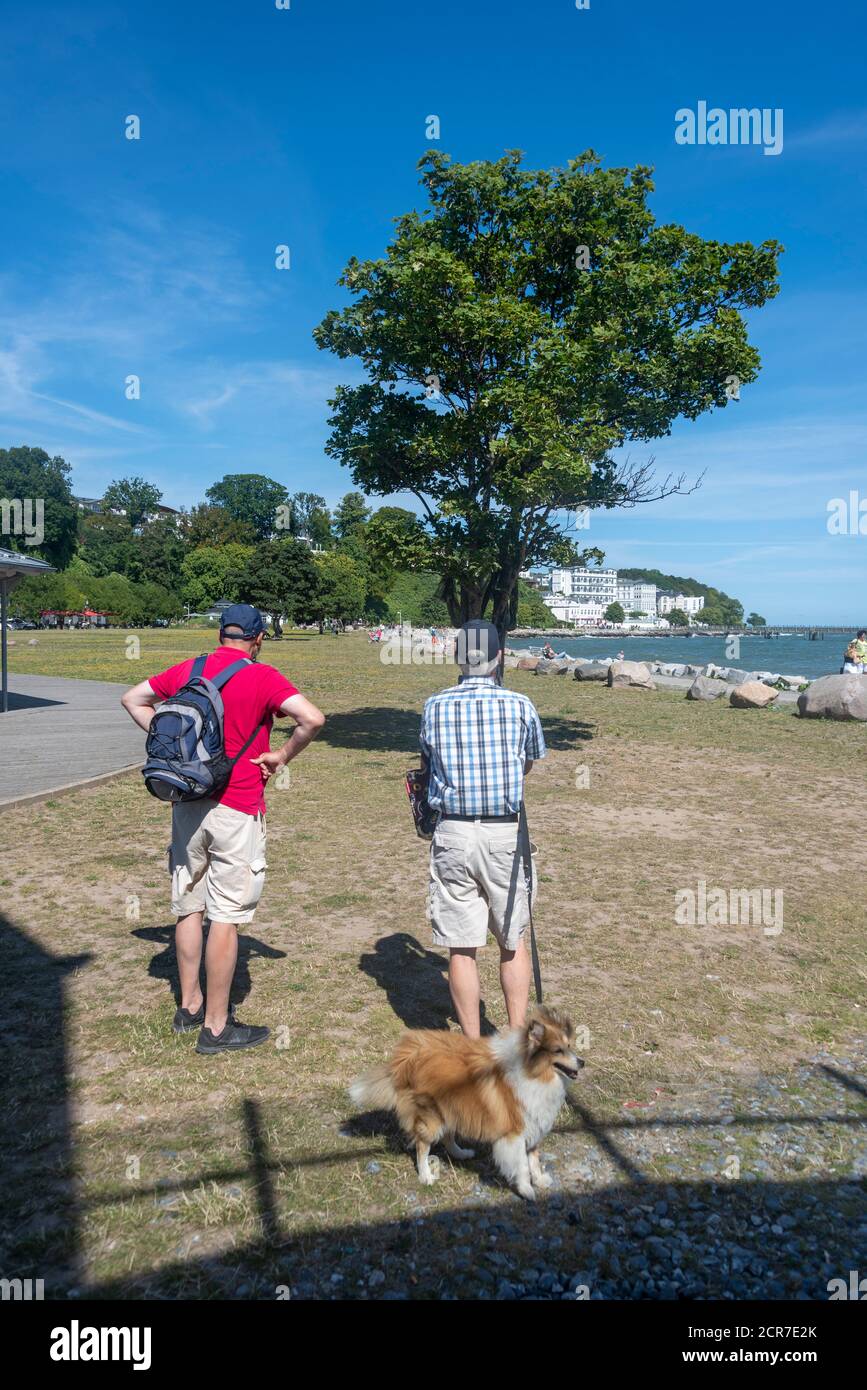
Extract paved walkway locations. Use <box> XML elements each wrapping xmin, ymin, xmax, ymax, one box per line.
<box><xmin>0</xmin><ymin>674</ymin><xmax>144</xmax><ymax>805</ymax></box>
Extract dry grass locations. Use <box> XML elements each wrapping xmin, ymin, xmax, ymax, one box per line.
<box><xmin>1</xmin><ymin>628</ymin><xmax>865</xmax><ymax>1297</ymax></box>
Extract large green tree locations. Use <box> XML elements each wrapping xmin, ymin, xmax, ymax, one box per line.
<box><xmin>78</xmin><ymin>511</ymin><xmax>138</xmax><ymax>577</ymax></box>
<box><xmin>332</xmin><ymin>490</ymin><xmax>371</xmax><ymax>539</ymax></box>
<box><xmin>0</xmin><ymin>445</ymin><xmax>79</xmax><ymax>568</ymax></box>
<box><xmin>180</xmin><ymin>543</ymin><xmax>253</xmax><ymax>611</ymax></box>
<box><xmin>103</xmin><ymin>476</ymin><xmax>163</xmax><ymax>531</ymax></box>
<box><xmin>289</xmin><ymin>492</ymin><xmax>332</xmax><ymax>548</ymax></box>
<box><xmin>206</xmin><ymin>474</ymin><xmax>289</xmax><ymax>541</ymax></box>
<box><xmin>315</xmin><ymin>150</ymin><xmax>781</xmax><ymax>642</ymax></box>
<box><xmin>236</xmin><ymin>537</ymin><xmax>320</xmax><ymax>634</ymax></box>
<box><xmin>312</xmin><ymin>551</ymin><xmax>367</xmax><ymax>622</ymax></box>
<box><xmin>184</xmin><ymin>503</ymin><xmax>257</xmax><ymax>548</ymax></box>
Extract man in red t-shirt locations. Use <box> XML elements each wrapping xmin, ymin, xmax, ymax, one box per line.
<box><xmin>121</xmin><ymin>605</ymin><xmax>325</xmax><ymax>1055</ymax></box>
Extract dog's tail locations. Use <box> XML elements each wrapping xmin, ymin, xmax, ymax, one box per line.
<box><xmin>348</xmin><ymin>1063</ymin><xmax>397</xmax><ymax>1112</ymax></box>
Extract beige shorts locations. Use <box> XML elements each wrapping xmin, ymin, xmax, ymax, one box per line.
<box><xmin>427</xmin><ymin>817</ymin><xmax>536</xmax><ymax>952</ymax></box>
<box><xmin>169</xmin><ymin>800</ymin><xmax>267</xmax><ymax>926</ymax></box>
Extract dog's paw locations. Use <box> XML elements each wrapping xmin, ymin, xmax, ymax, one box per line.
<box><xmin>533</xmin><ymin>1169</ymin><xmax>554</xmax><ymax>1191</ymax></box>
<box><xmin>516</xmin><ymin>1182</ymin><xmax>537</xmax><ymax>1201</ymax></box>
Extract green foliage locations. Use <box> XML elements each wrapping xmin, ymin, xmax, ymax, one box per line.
<box><xmin>78</xmin><ymin>512</ymin><xmax>138</xmax><ymax>577</ymax></box>
<box><xmin>135</xmin><ymin>518</ymin><xmax>188</xmax><ymax>593</ymax></box>
<box><xmin>383</xmin><ymin>570</ymin><xmax>443</xmax><ymax>625</ymax></box>
<box><xmin>180</xmin><ymin>543</ymin><xmax>253</xmax><ymax>611</ymax></box>
<box><xmin>11</xmin><ymin>571</ymin><xmax>87</xmax><ymax>620</ymax></box>
<box><xmin>102</xmin><ymin>476</ymin><xmax>162</xmax><ymax>531</ymax></box>
<box><xmin>312</xmin><ymin>551</ymin><xmax>368</xmax><ymax>621</ymax></box>
<box><xmin>235</xmin><ymin>537</ymin><xmax>320</xmax><ymax>630</ymax></box>
<box><xmin>0</xmin><ymin>445</ymin><xmax>79</xmax><ymax>568</ymax></box>
<box><xmin>315</xmin><ymin>149</ymin><xmax>780</xmax><ymax>635</ymax></box>
<box><xmin>515</xmin><ymin>580</ymin><xmax>563</xmax><ymax>629</ymax></box>
<box><xmin>290</xmin><ymin>492</ymin><xmax>333</xmax><ymax>548</ymax></box>
<box><xmin>666</xmin><ymin>607</ymin><xmax>690</xmax><ymax>627</ymax></box>
<box><xmin>185</xmin><ymin>503</ymin><xmax>256</xmax><ymax>548</ymax></box>
<box><xmin>332</xmin><ymin>491</ymin><xmax>372</xmax><ymax>539</ymax></box>
<box><xmin>747</xmin><ymin>612</ymin><xmax>767</xmax><ymax>627</ymax></box>
<box><xmin>206</xmin><ymin>474</ymin><xmax>290</xmax><ymax>541</ymax></box>
<box><xmin>604</xmin><ymin>601</ymin><xmax>625</xmax><ymax>624</ymax></box>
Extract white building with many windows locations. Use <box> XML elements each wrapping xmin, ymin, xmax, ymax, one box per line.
<box><xmin>616</xmin><ymin>579</ymin><xmax>658</xmax><ymax>617</ymax></box>
<box><xmin>544</xmin><ymin>595</ymin><xmax>609</xmax><ymax>626</ymax></box>
<box><xmin>658</xmin><ymin>593</ymin><xmax>704</xmax><ymax>618</ymax></box>
<box><xmin>550</xmin><ymin>567</ymin><xmax>618</xmax><ymax>607</ymax></box>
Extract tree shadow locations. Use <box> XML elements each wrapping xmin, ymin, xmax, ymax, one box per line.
<box><xmin>317</xmin><ymin>708</ymin><xmax>595</xmax><ymax>755</ymax></box>
<box><xmin>317</xmin><ymin>707</ymin><xmax>421</xmax><ymax>754</ymax></box>
<box><xmin>539</xmin><ymin>716</ymin><xmax>595</xmax><ymax>750</ymax></box>
<box><xmin>133</xmin><ymin>924</ymin><xmax>286</xmax><ymax>1011</ymax></box>
<box><xmin>358</xmin><ymin>931</ymin><xmax>497</xmax><ymax>1035</ymax></box>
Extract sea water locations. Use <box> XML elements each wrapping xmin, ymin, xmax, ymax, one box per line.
<box><xmin>508</xmin><ymin>632</ymin><xmax>852</xmax><ymax>682</ymax></box>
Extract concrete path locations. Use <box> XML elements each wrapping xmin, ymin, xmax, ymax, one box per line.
<box><xmin>0</xmin><ymin>674</ymin><xmax>144</xmax><ymax>805</ymax></box>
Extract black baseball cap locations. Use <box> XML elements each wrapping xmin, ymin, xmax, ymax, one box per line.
<box><xmin>455</xmin><ymin>618</ymin><xmax>501</xmax><ymax>668</ymax></box>
<box><xmin>219</xmin><ymin>604</ymin><xmax>266</xmax><ymax>639</ymax></box>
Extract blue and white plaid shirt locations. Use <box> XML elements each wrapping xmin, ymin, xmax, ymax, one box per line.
<box><xmin>420</xmin><ymin>677</ymin><xmax>547</xmax><ymax>816</ymax></box>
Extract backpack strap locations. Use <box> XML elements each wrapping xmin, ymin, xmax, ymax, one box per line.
<box><xmin>189</xmin><ymin>653</ymin><xmax>208</xmax><ymax>682</ymax></box>
<box><xmin>208</xmin><ymin>657</ymin><xmax>252</xmax><ymax>691</ymax></box>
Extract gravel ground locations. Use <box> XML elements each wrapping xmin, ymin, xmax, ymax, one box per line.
<box><xmin>103</xmin><ymin>1043</ymin><xmax>865</xmax><ymax>1301</ymax></box>
<box><xmin>286</xmin><ymin>1045</ymin><xmax>867</xmax><ymax>1301</ymax></box>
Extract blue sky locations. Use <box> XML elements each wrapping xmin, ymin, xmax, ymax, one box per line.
<box><xmin>1</xmin><ymin>0</ymin><xmax>865</xmax><ymax>620</ymax></box>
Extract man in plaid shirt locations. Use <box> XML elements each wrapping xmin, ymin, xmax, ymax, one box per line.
<box><xmin>420</xmin><ymin>619</ymin><xmax>546</xmax><ymax>1037</ymax></box>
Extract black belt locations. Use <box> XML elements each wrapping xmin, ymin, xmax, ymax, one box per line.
<box><xmin>440</xmin><ymin>812</ymin><xmax>518</xmax><ymax>822</ymax></box>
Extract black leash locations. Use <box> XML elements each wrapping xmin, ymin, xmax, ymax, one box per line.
<box><xmin>518</xmin><ymin>801</ymin><xmax>543</xmax><ymax>1005</ymax></box>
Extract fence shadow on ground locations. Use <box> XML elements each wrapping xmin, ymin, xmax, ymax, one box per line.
<box><xmin>3</xmin><ymin>907</ymin><xmax>864</xmax><ymax>1301</ymax></box>
<box><xmin>81</xmin><ymin>1091</ymin><xmax>866</xmax><ymax>1299</ymax></box>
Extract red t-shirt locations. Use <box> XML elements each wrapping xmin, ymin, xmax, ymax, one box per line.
<box><xmin>149</xmin><ymin>646</ymin><xmax>299</xmax><ymax>816</ymax></box>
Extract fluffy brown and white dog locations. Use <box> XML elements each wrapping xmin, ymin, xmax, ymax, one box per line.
<box><xmin>349</xmin><ymin>1006</ymin><xmax>583</xmax><ymax>1199</ymax></box>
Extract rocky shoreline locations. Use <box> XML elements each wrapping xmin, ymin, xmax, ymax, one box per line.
<box><xmin>504</xmin><ymin>651</ymin><xmax>867</xmax><ymax>719</ymax></box>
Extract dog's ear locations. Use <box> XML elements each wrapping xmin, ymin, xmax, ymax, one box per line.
<box><xmin>527</xmin><ymin>1018</ymin><xmax>546</xmax><ymax>1052</ymax></box>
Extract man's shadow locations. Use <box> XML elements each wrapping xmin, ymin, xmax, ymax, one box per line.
<box><xmin>133</xmin><ymin>925</ymin><xmax>286</xmax><ymax>1011</ymax></box>
<box><xmin>358</xmin><ymin>931</ymin><xmax>496</xmax><ymax>1036</ymax></box>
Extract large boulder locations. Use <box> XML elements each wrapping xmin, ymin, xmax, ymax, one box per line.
<box><xmin>574</xmin><ymin>662</ymin><xmax>610</xmax><ymax>682</ymax></box>
<box><xmin>686</xmin><ymin>675</ymin><xmax>729</xmax><ymax>701</ymax></box>
<box><xmin>730</xmin><ymin>680</ymin><xmax>778</xmax><ymax>709</ymax></box>
<box><xmin>797</xmin><ymin>674</ymin><xmax>867</xmax><ymax>721</ymax></box>
<box><xmin>535</xmin><ymin>657</ymin><xmax>573</xmax><ymax>675</ymax></box>
<box><xmin>607</xmin><ymin>660</ymin><xmax>656</xmax><ymax>690</ymax></box>
<box><xmin>503</xmin><ymin>654</ymin><xmax>520</xmax><ymax>669</ymax></box>
<box><xmin>516</xmin><ymin>655</ymin><xmax>539</xmax><ymax>671</ymax></box>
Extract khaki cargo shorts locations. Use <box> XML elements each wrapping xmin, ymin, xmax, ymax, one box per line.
<box><xmin>169</xmin><ymin>800</ymin><xmax>267</xmax><ymax>926</ymax></box>
<box><xmin>427</xmin><ymin>817</ymin><xmax>536</xmax><ymax>952</ymax></box>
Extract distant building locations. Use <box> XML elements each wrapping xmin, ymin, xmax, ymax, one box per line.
<box><xmin>616</xmin><ymin>579</ymin><xmax>657</xmax><ymax>617</ymax></box>
<box><xmin>658</xmin><ymin>593</ymin><xmax>704</xmax><ymax>617</ymax></box>
<box><xmin>73</xmin><ymin>497</ymin><xmax>182</xmax><ymax>529</ymax></box>
<box><xmin>544</xmin><ymin>595</ymin><xmax>609</xmax><ymax>626</ymax></box>
<box><xmin>550</xmin><ymin>567</ymin><xmax>618</xmax><ymax>607</ymax></box>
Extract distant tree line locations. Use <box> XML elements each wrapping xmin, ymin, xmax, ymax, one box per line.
<box><xmin>0</xmin><ymin>446</ymin><xmax>559</xmax><ymax>630</ymax></box>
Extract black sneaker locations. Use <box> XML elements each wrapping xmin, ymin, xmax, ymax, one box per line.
<box><xmin>173</xmin><ymin>1002</ymin><xmax>205</xmax><ymax>1034</ymax></box>
<box><xmin>195</xmin><ymin>1019</ymin><xmax>270</xmax><ymax>1055</ymax></box>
